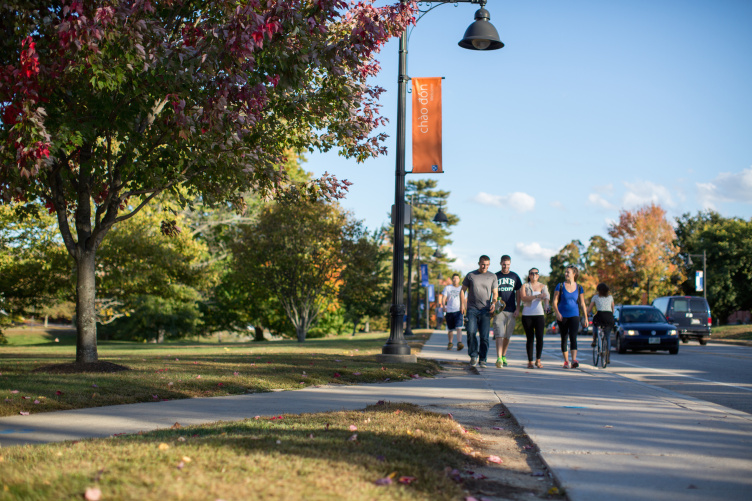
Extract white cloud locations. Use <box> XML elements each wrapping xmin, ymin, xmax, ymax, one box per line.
<box><xmin>473</xmin><ymin>191</ymin><xmax>535</xmax><ymax>212</ymax></box>
<box><xmin>621</xmin><ymin>181</ymin><xmax>675</xmax><ymax>208</ymax></box>
<box><xmin>587</xmin><ymin>193</ymin><xmax>616</xmax><ymax>210</ymax></box>
<box><xmin>515</xmin><ymin>242</ymin><xmax>557</xmax><ymax>261</ymax></box>
<box><xmin>697</xmin><ymin>166</ymin><xmax>752</xmax><ymax>209</ymax></box>
<box><xmin>594</xmin><ymin>183</ymin><xmax>614</xmax><ymax>195</ymax></box>
<box><xmin>550</xmin><ymin>200</ymin><xmax>565</xmax><ymax>210</ymax></box>
<box><xmin>443</xmin><ymin>247</ymin><xmax>469</xmax><ymax>272</ymax></box>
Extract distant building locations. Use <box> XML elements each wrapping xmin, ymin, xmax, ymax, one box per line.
<box><xmin>728</xmin><ymin>310</ymin><xmax>751</xmax><ymax>324</ymax></box>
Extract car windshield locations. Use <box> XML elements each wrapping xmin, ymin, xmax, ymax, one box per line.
<box><xmin>620</xmin><ymin>308</ymin><xmax>665</xmax><ymax>324</ymax></box>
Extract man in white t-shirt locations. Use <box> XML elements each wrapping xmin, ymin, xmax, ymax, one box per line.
<box><xmin>440</xmin><ymin>273</ymin><xmax>464</xmax><ymax>351</ymax></box>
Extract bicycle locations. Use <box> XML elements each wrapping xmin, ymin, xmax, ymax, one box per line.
<box><xmin>592</xmin><ymin>323</ymin><xmax>611</xmax><ymax>369</ymax></box>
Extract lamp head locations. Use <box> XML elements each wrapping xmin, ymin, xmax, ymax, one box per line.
<box><xmin>458</xmin><ymin>7</ymin><xmax>504</xmax><ymax>51</ymax></box>
<box><xmin>433</xmin><ymin>207</ymin><xmax>449</xmax><ymax>224</ymax></box>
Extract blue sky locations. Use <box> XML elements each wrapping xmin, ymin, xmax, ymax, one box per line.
<box><xmin>305</xmin><ymin>0</ymin><xmax>752</xmax><ymax>277</ymax></box>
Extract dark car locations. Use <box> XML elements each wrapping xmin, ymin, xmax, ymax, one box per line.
<box><xmin>651</xmin><ymin>296</ymin><xmax>711</xmax><ymax>345</ymax></box>
<box><xmin>613</xmin><ymin>305</ymin><xmax>679</xmax><ymax>355</ymax></box>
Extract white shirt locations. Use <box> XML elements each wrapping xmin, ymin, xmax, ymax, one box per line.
<box><xmin>522</xmin><ymin>283</ymin><xmax>547</xmax><ymax>316</ymax></box>
<box><xmin>441</xmin><ymin>285</ymin><xmax>463</xmax><ymax>313</ymax></box>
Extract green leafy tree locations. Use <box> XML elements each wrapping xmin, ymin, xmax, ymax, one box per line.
<box><xmin>675</xmin><ymin>211</ymin><xmax>752</xmax><ymax>323</ymax></box>
<box><xmin>0</xmin><ymin>1</ymin><xmax>415</xmax><ymax>362</ymax></box>
<box><xmin>95</xmin><ymin>199</ymin><xmax>217</xmax><ymax>341</ymax></box>
<box><xmin>231</xmin><ymin>200</ymin><xmax>360</xmax><ymax>342</ymax></box>
<box><xmin>0</xmin><ymin>202</ymin><xmax>72</xmax><ymax>317</ymax></box>
<box><xmin>338</xmin><ymin>228</ymin><xmax>391</xmax><ymax>334</ymax></box>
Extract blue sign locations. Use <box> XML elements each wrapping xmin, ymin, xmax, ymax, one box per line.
<box><xmin>695</xmin><ymin>271</ymin><xmax>704</xmax><ymax>292</ymax></box>
<box><xmin>427</xmin><ymin>284</ymin><xmax>435</xmax><ymax>302</ymax></box>
<box><xmin>420</xmin><ymin>264</ymin><xmax>429</xmax><ymax>287</ymax></box>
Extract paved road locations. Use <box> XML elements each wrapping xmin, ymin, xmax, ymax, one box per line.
<box><xmin>588</xmin><ymin>340</ymin><xmax>752</xmax><ymax>414</ymax></box>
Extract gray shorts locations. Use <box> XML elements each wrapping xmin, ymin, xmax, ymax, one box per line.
<box><xmin>492</xmin><ymin>311</ymin><xmax>516</xmax><ymax>339</ymax></box>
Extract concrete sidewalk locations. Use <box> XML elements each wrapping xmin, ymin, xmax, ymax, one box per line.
<box><xmin>2</xmin><ymin>331</ymin><xmax>752</xmax><ymax>501</ymax></box>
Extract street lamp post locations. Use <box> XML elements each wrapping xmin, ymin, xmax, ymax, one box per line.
<box><xmin>687</xmin><ymin>251</ymin><xmax>707</xmax><ymax>300</ymax></box>
<box><xmin>380</xmin><ymin>0</ymin><xmax>503</xmax><ymax>362</ymax></box>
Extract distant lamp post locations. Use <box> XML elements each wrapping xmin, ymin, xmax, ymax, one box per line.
<box><xmin>404</xmin><ymin>196</ymin><xmax>450</xmax><ymax>337</ymax></box>
<box><xmin>381</xmin><ymin>0</ymin><xmax>503</xmax><ymax>362</ymax></box>
<box><xmin>687</xmin><ymin>251</ymin><xmax>707</xmax><ymax>299</ymax></box>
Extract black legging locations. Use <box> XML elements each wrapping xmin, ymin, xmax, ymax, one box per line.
<box><xmin>558</xmin><ymin>316</ymin><xmax>579</xmax><ymax>352</ymax></box>
<box><xmin>522</xmin><ymin>315</ymin><xmax>545</xmax><ymax>361</ymax></box>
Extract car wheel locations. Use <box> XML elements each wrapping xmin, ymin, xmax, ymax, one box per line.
<box><xmin>698</xmin><ymin>337</ymin><xmax>707</xmax><ymax>346</ymax></box>
<box><xmin>680</xmin><ymin>336</ymin><xmax>688</xmax><ymax>343</ymax></box>
<box><xmin>669</xmin><ymin>345</ymin><xmax>679</xmax><ymax>355</ymax></box>
<box><xmin>617</xmin><ymin>335</ymin><xmax>627</xmax><ymax>354</ymax></box>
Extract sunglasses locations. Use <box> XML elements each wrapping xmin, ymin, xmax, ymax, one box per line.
<box><xmin>529</xmin><ymin>271</ymin><xmax>539</xmax><ymax>275</ymax></box>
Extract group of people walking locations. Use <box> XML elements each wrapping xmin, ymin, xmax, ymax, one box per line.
<box><xmin>438</xmin><ymin>255</ymin><xmax>615</xmax><ymax>369</ymax></box>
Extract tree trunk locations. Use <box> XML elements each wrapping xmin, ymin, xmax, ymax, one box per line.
<box><xmin>158</xmin><ymin>329</ymin><xmax>165</xmax><ymax>343</ymax></box>
<box><xmin>296</xmin><ymin>323</ymin><xmax>307</xmax><ymax>342</ymax></box>
<box><xmin>254</xmin><ymin>326</ymin><xmax>265</xmax><ymax>342</ymax></box>
<box><xmin>75</xmin><ymin>251</ymin><xmax>98</xmax><ymax>363</ymax></box>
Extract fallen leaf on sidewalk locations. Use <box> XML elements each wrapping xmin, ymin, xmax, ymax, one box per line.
<box><xmin>487</xmin><ymin>455</ymin><xmax>503</xmax><ymax>464</ymax></box>
<box><xmin>19</xmin><ymin>411</ymin><xmax>29</xmax><ymax>416</ymax></box>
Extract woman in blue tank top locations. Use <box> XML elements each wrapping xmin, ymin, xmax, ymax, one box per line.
<box><xmin>552</xmin><ymin>265</ymin><xmax>588</xmax><ymax>368</ymax></box>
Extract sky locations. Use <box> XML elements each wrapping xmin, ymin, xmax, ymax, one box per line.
<box><xmin>305</xmin><ymin>0</ymin><xmax>752</xmax><ymax>278</ymax></box>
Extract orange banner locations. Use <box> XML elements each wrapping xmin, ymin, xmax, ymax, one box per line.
<box><xmin>411</xmin><ymin>77</ymin><xmax>443</xmax><ymax>174</ymax></box>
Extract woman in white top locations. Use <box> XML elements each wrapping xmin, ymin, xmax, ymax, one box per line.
<box><xmin>589</xmin><ymin>282</ymin><xmax>615</xmax><ymax>347</ymax></box>
<box><xmin>520</xmin><ymin>268</ymin><xmax>549</xmax><ymax>368</ymax></box>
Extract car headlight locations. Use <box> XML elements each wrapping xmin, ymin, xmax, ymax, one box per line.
<box><xmin>626</xmin><ymin>330</ymin><xmax>638</xmax><ymax>336</ymax></box>
<box><xmin>667</xmin><ymin>329</ymin><xmax>677</xmax><ymax>336</ymax></box>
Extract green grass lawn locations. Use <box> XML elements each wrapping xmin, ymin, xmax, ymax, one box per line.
<box><xmin>0</xmin><ymin>402</ymin><xmax>484</xmax><ymax>501</ymax></box>
<box><xmin>712</xmin><ymin>324</ymin><xmax>752</xmax><ymax>340</ymax></box>
<box><xmin>0</xmin><ymin>328</ymin><xmax>439</xmax><ymax>417</ymax></box>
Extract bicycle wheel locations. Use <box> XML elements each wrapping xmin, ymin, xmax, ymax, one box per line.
<box><xmin>599</xmin><ymin>328</ymin><xmax>610</xmax><ymax>369</ymax></box>
<box><xmin>592</xmin><ymin>331</ymin><xmax>600</xmax><ymax>367</ymax></box>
